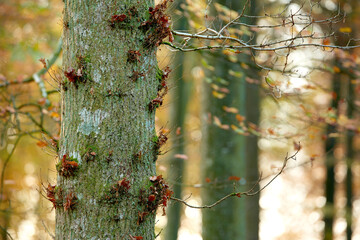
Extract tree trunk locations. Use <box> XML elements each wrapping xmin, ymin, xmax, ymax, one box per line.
<box><xmin>165</xmin><ymin>1</ymin><xmax>191</xmax><ymax>239</ymax></box>
<box><xmin>201</xmin><ymin>1</ymin><xmax>257</xmax><ymax>239</ymax></box>
<box><xmin>323</xmin><ymin>2</ymin><xmax>359</xmax><ymax>238</ymax></box>
<box><xmin>56</xmin><ymin>0</ymin><xmax>160</xmax><ymax>238</ymax></box>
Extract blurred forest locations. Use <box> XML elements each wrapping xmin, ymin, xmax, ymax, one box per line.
<box><xmin>1</xmin><ymin>0</ymin><xmax>360</xmax><ymax>239</ymax></box>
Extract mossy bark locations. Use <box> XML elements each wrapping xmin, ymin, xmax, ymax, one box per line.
<box><xmin>56</xmin><ymin>0</ymin><xmax>158</xmax><ymax>239</ymax></box>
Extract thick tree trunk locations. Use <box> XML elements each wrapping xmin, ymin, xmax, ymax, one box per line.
<box><xmin>56</xmin><ymin>0</ymin><xmax>160</xmax><ymax>239</ymax></box>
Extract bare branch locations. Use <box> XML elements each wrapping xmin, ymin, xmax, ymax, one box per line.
<box><xmin>170</xmin><ymin>146</ymin><xmax>301</xmax><ymax>209</ymax></box>
<box><xmin>0</xmin><ymin>38</ymin><xmax>62</xmax><ymax>89</ymax></box>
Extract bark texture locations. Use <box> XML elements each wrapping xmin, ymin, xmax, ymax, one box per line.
<box><xmin>56</xmin><ymin>0</ymin><xmax>159</xmax><ymax>239</ymax></box>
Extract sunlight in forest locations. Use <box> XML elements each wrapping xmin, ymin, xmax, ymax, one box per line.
<box><xmin>1</xmin><ymin>0</ymin><xmax>360</xmax><ymax>239</ymax></box>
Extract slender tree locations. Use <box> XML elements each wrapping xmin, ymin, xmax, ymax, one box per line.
<box><xmin>165</xmin><ymin>1</ymin><xmax>192</xmax><ymax>239</ymax></box>
<box><xmin>324</xmin><ymin>2</ymin><xmax>359</xmax><ymax>239</ymax></box>
<box><xmin>201</xmin><ymin>1</ymin><xmax>259</xmax><ymax>239</ymax></box>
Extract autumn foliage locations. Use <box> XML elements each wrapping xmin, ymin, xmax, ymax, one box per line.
<box><xmin>141</xmin><ymin>0</ymin><xmax>174</xmax><ymax>47</ymax></box>
<box><xmin>137</xmin><ymin>175</ymin><xmax>173</xmax><ymax>224</ymax></box>
<box><xmin>103</xmin><ymin>178</ymin><xmax>131</xmax><ymax>204</ymax></box>
<box><xmin>56</xmin><ymin>154</ymin><xmax>79</xmax><ymax>177</ymax></box>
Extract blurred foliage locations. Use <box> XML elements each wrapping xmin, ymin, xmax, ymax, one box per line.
<box><xmin>0</xmin><ymin>0</ymin><xmax>62</xmax><ymax>239</ymax></box>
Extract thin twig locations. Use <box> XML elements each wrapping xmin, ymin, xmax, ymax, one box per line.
<box><xmin>0</xmin><ymin>136</ymin><xmax>22</xmax><ymax>203</ymax></box>
<box><xmin>170</xmin><ymin>146</ymin><xmax>300</xmax><ymax>209</ymax></box>
<box><xmin>41</xmin><ymin>219</ymin><xmax>55</xmax><ymax>240</ymax></box>
<box><xmin>0</xmin><ymin>38</ymin><xmax>62</xmax><ymax>89</ymax></box>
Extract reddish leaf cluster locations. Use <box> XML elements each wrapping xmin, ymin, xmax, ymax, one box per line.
<box><xmin>109</xmin><ymin>14</ymin><xmax>127</xmax><ymax>28</ymax></box>
<box><xmin>158</xmin><ymin>66</ymin><xmax>171</xmax><ymax>92</ymax></box>
<box><xmin>228</xmin><ymin>176</ymin><xmax>241</xmax><ymax>181</ymax></box>
<box><xmin>148</xmin><ymin>66</ymin><xmax>171</xmax><ymax>112</ymax></box>
<box><xmin>57</xmin><ymin>154</ymin><xmax>79</xmax><ymax>177</ymax></box>
<box><xmin>127</xmin><ymin>50</ymin><xmax>141</xmax><ymax>63</ymax></box>
<box><xmin>64</xmin><ymin>192</ymin><xmax>77</xmax><ymax>211</ymax></box>
<box><xmin>110</xmin><ymin>6</ymin><xmax>139</xmax><ymax>28</ymax></box>
<box><xmin>129</xmin><ymin>235</ymin><xmax>143</xmax><ymax>240</ymax></box>
<box><xmin>137</xmin><ymin>175</ymin><xmax>173</xmax><ymax>224</ymax></box>
<box><xmin>154</xmin><ymin>130</ymin><xmax>169</xmax><ymax>154</ymax></box>
<box><xmin>64</xmin><ymin>67</ymin><xmax>83</xmax><ymax>84</ymax></box>
<box><xmin>104</xmin><ymin>178</ymin><xmax>131</xmax><ymax>203</ymax></box>
<box><xmin>141</xmin><ymin>0</ymin><xmax>174</xmax><ymax>47</ymax></box>
<box><xmin>111</xmin><ymin>14</ymin><xmax>126</xmax><ymax>23</ymax></box>
<box><xmin>148</xmin><ymin>96</ymin><xmax>163</xmax><ymax>112</ymax></box>
<box><xmin>46</xmin><ymin>184</ymin><xmax>61</xmax><ymax>209</ymax></box>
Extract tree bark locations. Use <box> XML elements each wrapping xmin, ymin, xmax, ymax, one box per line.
<box><xmin>56</xmin><ymin>0</ymin><xmax>159</xmax><ymax>238</ymax></box>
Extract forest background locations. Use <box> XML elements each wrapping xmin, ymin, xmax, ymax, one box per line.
<box><xmin>0</xmin><ymin>0</ymin><xmax>360</xmax><ymax>239</ymax></box>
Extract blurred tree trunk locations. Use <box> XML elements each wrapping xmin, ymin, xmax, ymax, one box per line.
<box><xmin>56</xmin><ymin>0</ymin><xmax>159</xmax><ymax>239</ymax></box>
<box><xmin>324</xmin><ymin>1</ymin><xmax>358</xmax><ymax>239</ymax></box>
<box><xmin>165</xmin><ymin>1</ymin><xmax>192</xmax><ymax>239</ymax></box>
<box><xmin>345</xmin><ymin>1</ymin><xmax>359</xmax><ymax>238</ymax></box>
<box><xmin>201</xmin><ymin>1</ymin><xmax>259</xmax><ymax>240</ymax></box>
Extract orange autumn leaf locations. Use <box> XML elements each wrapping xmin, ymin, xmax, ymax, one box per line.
<box><xmin>228</xmin><ymin>176</ymin><xmax>241</xmax><ymax>181</ymax></box>
<box><xmin>323</xmin><ymin>39</ymin><xmax>331</xmax><ymax>51</ymax></box>
<box><xmin>240</xmin><ymin>62</ymin><xmax>249</xmax><ymax>69</ymax></box>
<box><xmin>175</xmin><ymin>127</ymin><xmax>181</xmax><ymax>136</ymax></box>
<box><xmin>339</xmin><ymin>27</ymin><xmax>352</xmax><ymax>33</ymax></box>
<box><xmin>323</xmin><ymin>39</ymin><xmax>331</xmax><ymax>45</ymax></box>
<box><xmin>36</xmin><ymin>141</ymin><xmax>48</xmax><ymax>147</ymax></box>
<box><xmin>310</xmin><ymin>154</ymin><xmax>319</xmax><ymax>163</ymax></box>
<box><xmin>50</xmin><ymin>112</ymin><xmax>60</xmax><ymax>119</ymax></box>
<box><xmin>267</xmin><ymin>128</ymin><xmax>275</xmax><ymax>135</ymax></box>
<box><xmin>333</xmin><ymin>66</ymin><xmax>341</xmax><ymax>73</ymax></box>
<box><xmin>205</xmin><ymin>177</ymin><xmax>211</xmax><ymax>183</ymax></box>
<box><xmin>160</xmin><ymin>128</ymin><xmax>170</xmax><ymax>135</ymax></box>
<box><xmin>235</xmin><ymin>114</ymin><xmax>245</xmax><ymax>122</ymax></box>
<box><xmin>223</xmin><ymin>106</ymin><xmax>238</xmax><ymax>113</ymax></box>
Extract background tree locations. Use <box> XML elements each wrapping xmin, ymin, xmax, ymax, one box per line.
<box><xmin>164</xmin><ymin>1</ymin><xmax>192</xmax><ymax>239</ymax></box>
<box><xmin>323</xmin><ymin>1</ymin><xmax>359</xmax><ymax>239</ymax></box>
<box><xmin>200</xmin><ymin>0</ymin><xmax>260</xmax><ymax>239</ymax></box>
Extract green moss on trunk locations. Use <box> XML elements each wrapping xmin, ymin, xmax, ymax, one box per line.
<box><xmin>56</xmin><ymin>0</ymin><xmax>160</xmax><ymax>239</ymax></box>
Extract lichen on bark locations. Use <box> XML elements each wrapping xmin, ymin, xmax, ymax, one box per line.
<box><xmin>57</xmin><ymin>0</ymin><xmax>159</xmax><ymax>239</ymax></box>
